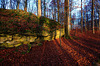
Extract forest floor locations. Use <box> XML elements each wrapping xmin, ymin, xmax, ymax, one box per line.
<box><xmin>0</xmin><ymin>29</ymin><xmax>100</xmax><ymax>66</ymax></box>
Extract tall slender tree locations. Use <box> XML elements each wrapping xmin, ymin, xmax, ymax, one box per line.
<box><xmin>84</xmin><ymin>5</ymin><xmax>87</xmax><ymax>32</ymax></box>
<box><xmin>38</xmin><ymin>0</ymin><xmax>41</xmax><ymax>17</ymax></box>
<box><xmin>54</xmin><ymin>0</ymin><xmax>56</xmax><ymax>20</ymax></box>
<box><xmin>95</xmin><ymin>0</ymin><xmax>100</xmax><ymax>30</ymax></box>
<box><xmin>70</xmin><ymin>0</ymin><xmax>73</xmax><ymax>30</ymax></box>
<box><xmin>92</xmin><ymin>0</ymin><xmax>95</xmax><ymax>34</ymax></box>
<box><xmin>64</xmin><ymin>0</ymin><xmax>70</xmax><ymax>38</ymax></box>
<box><xmin>99</xmin><ymin>9</ymin><xmax>100</xmax><ymax>30</ymax></box>
<box><xmin>85</xmin><ymin>9</ymin><xmax>87</xmax><ymax>32</ymax></box>
<box><xmin>17</xmin><ymin>0</ymin><xmax>20</xmax><ymax>10</ymax></box>
<box><xmin>10</xmin><ymin>0</ymin><xmax>11</xmax><ymax>9</ymax></box>
<box><xmin>44</xmin><ymin>0</ymin><xmax>46</xmax><ymax>17</ymax></box>
<box><xmin>1</xmin><ymin>0</ymin><xmax>6</xmax><ymax>9</ymax></box>
<box><xmin>57</xmin><ymin>0</ymin><xmax>60</xmax><ymax>22</ymax></box>
<box><xmin>24</xmin><ymin>0</ymin><xmax>27</xmax><ymax>12</ymax></box>
<box><xmin>81</xmin><ymin>0</ymin><xmax>83</xmax><ymax>33</ymax></box>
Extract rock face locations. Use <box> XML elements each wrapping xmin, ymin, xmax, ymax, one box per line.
<box><xmin>0</xmin><ymin>28</ymin><xmax>65</xmax><ymax>47</ymax></box>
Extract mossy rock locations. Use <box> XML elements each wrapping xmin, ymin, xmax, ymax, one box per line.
<box><xmin>14</xmin><ymin>43</ymin><xmax>22</xmax><ymax>47</ymax></box>
<box><xmin>0</xmin><ymin>43</ymin><xmax>14</xmax><ymax>47</ymax></box>
<box><xmin>23</xmin><ymin>41</ymin><xmax>30</xmax><ymax>44</ymax></box>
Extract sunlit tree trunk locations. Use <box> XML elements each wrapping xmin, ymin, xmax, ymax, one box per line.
<box><xmin>81</xmin><ymin>0</ymin><xmax>83</xmax><ymax>33</ymax></box>
<box><xmin>38</xmin><ymin>0</ymin><xmax>41</xmax><ymax>17</ymax></box>
<box><xmin>64</xmin><ymin>0</ymin><xmax>70</xmax><ymax>38</ymax></box>
<box><xmin>24</xmin><ymin>0</ymin><xmax>27</xmax><ymax>12</ymax></box>
<box><xmin>92</xmin><ymin>0</ymin><xmax>95</xmax><ymax>34</ymax></box>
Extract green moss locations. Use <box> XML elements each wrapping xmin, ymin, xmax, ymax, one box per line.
<box><xmin>0</xmin><ymin>47</ymin><xmax>5</xmax><ymax>50</ymax></box>
<box><xmin>15</xmin><ymin>49</ymin><xmax>18</xmax><ymax>52</ymax></box>
<box><xmin>0</xmin><ymin>58</ymin><xmax>4</xmax><ymax>62</ymax></box>
<box><xmin>29</xmin><ymin>12</ymin><xmax>32</xmax><ymax>16</ymax></box>
<box><xmin>37</xmin><ymin>43</ymin><xmax>42</xmax><ymax>46</ymax></box>
<box><xmin>26</xmin><ymin>50</ymin><xmax>30</xmax><ymax>53</ymax></box>
<box><xmin>6</xmin><ymin>53</ymin><xmax>9</xmax><ymax>56</ymax></box>
<box><xmin>65</xmin><ymin>36</ymin><xmax>71</xmax><ymax>39</ymax></box>
<box><xmin>27</xmin><ymin>44</ymin><xmax>32</xmax><ymax>49</ymax></box>
<box><xmin>12</xmin><ymin>51</ymin><xmax>15</xmax><ymax>53</ymax></box>
<box><xmin>21</xmin><ymin>51</ymin><xmax>26</xmax><ymax>54</ymax></box>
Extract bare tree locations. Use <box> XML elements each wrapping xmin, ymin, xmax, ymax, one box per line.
<box><xmin>64</xmin><ymin>0</ymin><xmax>70</xmax><ymax>38</ymax></box>
<box><xmin>38</xmin><ymin>0</ymin><xmax>41</xmax><ymax>17</ymax></box>
<box><xmin>44</xmin><ymin>0</ymin><xmax>46</xmax><ymax>16</ymax></box>
<box><xmin>17</xmin><ymin>0</ymin><xmax>20</xmax><ymax>10</ymax></box>
<box><xmin>84</xmin><ymin>5</ymin><xmax>87</xmax><ymax>32</ymax></box>
<box><xmin>81</xmin><ymin>0</ymin><xmax>83</xmax><ymax>33</ymax></box>
<box><xmin>24</xmin><ymin>0</ymin><xmax>27</xmax><ymax>12</ymax></box>
<box><xmin>1</xmin><ymin>0</ymin><xmax>6</xmax><ymax>9</ymax></box>
<box><xmin>57</xmin><ymin>0</ymin><xmax>60</xmax><ymax>22</ymax></box>
<box><xmin>95</xmin><ymin>0</ymin><xmax>100</xmax><ymax>30</ymax></box>
<box><xmin>92</xmin><ymin>0</ymin><xmax>95</xmax><ymax>34</ymax></box>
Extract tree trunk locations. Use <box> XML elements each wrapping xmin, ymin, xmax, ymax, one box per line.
<box><xmin>99</xmin><ymin>9</ymin><xmax>100</xmax><ymax>30</ymax></box>
<box><xmin>70</xmin><ymin>1</ymin><xmax>72</xmax><ymax>30</ymax></box>
<box><xmin>44</xmin><ymin>0</ymin><xmax>46</xmax><ymax>17</ymax></box>
<box><xmin>38</xmin><ymin>0</ymin><xmax>41</xmax><ymax>17</ymax></box>
<box><xmin>85</xmin><ymin>10</ymin><xmax>87</xmax><ymax>32</ymax></box>
<box><xmin>1</xmin><ymin>0</ymin><xmax>5</xmax><ymax>9</ymax></box>
<box><xmin>54</xmin><ymin>0</ymin><xmax>56</xmax><ymax>20</ymax></box>
<box><xmin>10</xmin><ymin>0</ymin><xmax>11</xmax><ymax>9</ymax></box>
<box><xmin>81</xmin><ymin>0</ymin><xmax>83</xmax><ymax>33</ymax></box>
<box><xmin>57</xmin><ymin>0</ymin><xmax>60</xmax><ymax>23</ymax></box>
<box><xmin>17</xmin><ymin>0</ymin><xmax>20</xmax><ymax>10</ymax></box>
<box><xmin>24</xmin><ymin>0</ymin><xmax>27</xmax><ymax>12</ymax></box>
<box><xmin>86</xmin><ymin>11</ymin><xmax>89</xmax><ymax>30</ymax></box>
<box><xmin>52</xmin><ymin>7</ymin><xmax>54</xmax><ymax>20</ymax></box>
<box><xmin>92</xmin><ymin>0</ymin><xmax>95</xmax><ymax>34</ymax></box>
<box><xmin>96</xmin><ymin>16</ymin><xmax>98</xmax><ymax>31</ymax></box>
<box><xmin>64</xmin><ymin>0</ymin><xmax>70</xmax><ymax>38</ymax></box>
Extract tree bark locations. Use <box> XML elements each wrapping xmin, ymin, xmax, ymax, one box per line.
<box><xmin>57</xmin><ymin>0</ymin><xmax>60</xmax><ymax>23</ymax></box>
<box><xmin>92</xmin><ymin>0</ymin><xmax>95</xmax><ymax>34</ymax></box>
<box><xmin>38</xmin><ymin>0</ymin><xmax>41</xmax><ymax>17</ymax></box>
<box><xmin>54</xmin><ymin>0</ymin><xmax>56</xmax><ymax>20</ymax></box>
<box><xmin>44</xmin><ymin>0</ymin><xmax>46</xmax><ymax>17</ymax></box>
<box><xmin>81</xmin><ymin>0</ymin><xmax>83</xmax><ymax>33</ymax></box>
<box><xmin>1</xmin><ymin>0</ymin><xmax>5</xmax><ymax>9</ymax></box>
<box><xmin>24</xmin><ymin>0</ymin><xmax>27</xmax><ymax>12</ymax></box>
<box><xmin>64</xmin><ymin>0</ymin><xmax>70</xmax><ymax>38</ymax></box>
<box><xmin>87</xmin><ymin>12</ymin><xmax>89</xmax><ymax>30</ymax></box>
<box><xmin>10</xmin><ymin>0</ymin><xmax>11</xmax><ymax>9</ymax></box>
<box><xmin>17</xmin><ymin>0</ymin><xmax>20</xmax><ymax>10</ymax></box>
<box><xmin>99</xmin><ymin>9</ymin><xmax>100</xmax><ymax>30</ymax></box>
<box><xmin>70</xmin><ymin>0</ymin><xmax>72</xmax><ymax>30</ymax></box>
<box><xmin>85</xmin><ymin>10</ymin><xmax>87</xmax><ymax>32</ymax></box>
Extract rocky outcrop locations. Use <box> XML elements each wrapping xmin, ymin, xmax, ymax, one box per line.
<box><xmin>0</xmin><ymin>28</ymin><xmax>65</xmax><ymax>48</ymax></box>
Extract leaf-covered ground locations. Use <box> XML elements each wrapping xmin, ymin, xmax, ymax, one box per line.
<box><xmin>0</xmin><ymin>30</ymin><xmax>100</xmax><ymax>66</ymax></box>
